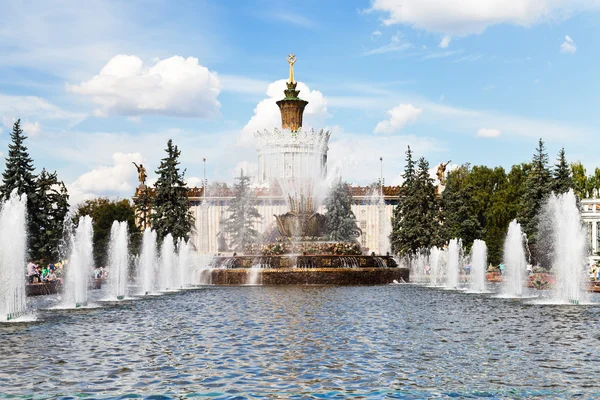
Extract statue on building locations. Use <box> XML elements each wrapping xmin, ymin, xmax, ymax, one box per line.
<box><xmin>436</xmin><ymin>160</ymin><xmax>451</xmax><ymax>185</ymax></box>
<box><xmin>132</xmin><ymin>162</ymin><xmax>147</xmax><ymax>187</ymax></box>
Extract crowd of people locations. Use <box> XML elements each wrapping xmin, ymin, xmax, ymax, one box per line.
<box><xmin>26</xmin><ymin>260</ymin><xmax>65</xmax><ymax>284</ymax></box>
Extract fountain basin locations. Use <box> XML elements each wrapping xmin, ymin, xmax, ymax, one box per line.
<box><xmin>207</xmin><ymin>267</ymin><xmax>408</xmax><ymax>285</ymax></box>
<box><xmin>212</xmin><ymin>254</ymin><xmax>397</xmax><ymax>269</ymax></box>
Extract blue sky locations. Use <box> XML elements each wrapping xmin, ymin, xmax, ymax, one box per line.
<box><xmin>0</xmin><ymin>0</ymin><xmax>598</xmax><ymax>204</ymax></box>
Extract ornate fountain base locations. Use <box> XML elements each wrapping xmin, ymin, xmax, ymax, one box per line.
<box><xmin>203</xmin><ymin>255</ymin><xmax>408</xmax><ymax>285</ymax></box>
<box><xmin>208</xmin><ymin>267</ymin><xmax>408</xmax><ymax>285</ymax></box>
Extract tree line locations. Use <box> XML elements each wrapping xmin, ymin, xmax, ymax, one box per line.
<box><xmin>0</xmin><ymin>119</ymin><xmax>194</xmax><ymax>268</ymax></box>
<box><xmin>390</xmin><ymin>139</ymin><xmax>578</xmax><ymax>266</ymax></box>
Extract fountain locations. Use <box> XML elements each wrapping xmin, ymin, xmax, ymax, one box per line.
<box><xmin>429</xmin><ymin>246</ymin><xmax>442</xmax><ymax>286</ymax></box>
<box><xmin>470</xmin><ymin>240</ymin><xmax>487</xmax><ymax>293</ymax></box>
<box><xmin>208</xmin><ymin>55</ymin><xmax>407</xmax><ymax>285</ymax></box>
<box><xmin>502</xmin><ymin>219</ymin><xmax>527</xmax><ymax>298</ymax></box>
<box><xmin>159</xmin><ymin>234</ymin><xmax>175</xmax><ymax>291</ymax></box>
<box><xmin>446</xmin><ymin>239</ymin><xmax>461</xmax><ymax>289</ymax></box>
<box><xmin>64</xmin><ymin>216</ymin><xmax>93</xmax><ymax>308</ymax></box>
<box><xmin>541</xmin><ymin>190</ymin><xmax>588</xmax><ymax>304</ymax></box>
<box><xmin>109</xmin><ymin>221</ymin><xmax>129</xmax><ymax>300</ymax></box>
<box><xmin>0</xmin><ymin>191</ymin><xmax>27</xmax><ymax>321</ymax></box>
<box><xmin>138</xmin><ymin>228</ymin><xmax>157</xmax><ymax>295</ymax></box>
<box><xmin>176</xmin><ymin>238</ymin><xmax>191</xmax><ymax>289</ymax></box>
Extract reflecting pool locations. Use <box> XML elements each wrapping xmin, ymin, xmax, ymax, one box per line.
<box><xmin>1</xmin><ymin>285</ymin><xmax>599</xmax><ymax>398</ymax></box>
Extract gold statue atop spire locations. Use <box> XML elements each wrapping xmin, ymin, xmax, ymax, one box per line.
<box><xmin>287</xmin><ymin>53</ymin><xmax>297</xmax><ymax>83</ymax></box>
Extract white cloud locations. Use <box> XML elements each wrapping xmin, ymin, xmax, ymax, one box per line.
<box><xmin>477</xmin><ymin>128</ymin><xmax>501</xmax><ymax>138</ymax></box>
<box><xmin>68</xmin><ymin>152</ymin><xmax>144</xmax><ymax>206</ymax></box>
<box><xmin>374</xmin><ymin>104</ymin><xmax>422</xmax><ymax>134</ymax></box>
<box><xmin>68</xmin><ymin>55</ymin><xmax>221</xmax><ymax>118</ymax></box>
<box><xmin>363</xmin><ymin>33</ymin><xmax>412</xmax><ymax>55</ymax></box>
<box><xmin>0</xmin><ymin>95</ymin><xmax>85</xmax><ymax>126</ymax></box>
<box><xmin>240</xmin><ymin>80</ymin><xmax>329</xmax><ymax>145</ymax></box>
<box><xmin>439</xmin><ymin>35</ymin><xmax>451</xmax><ymax>48</ymax></box>
<box><xmin>372</xmin><ymin>30</ymin><xmax>382</xmax><ymax>37</ymax></box>
<box><xmin>369</xmin><ymin>0</ymin><xmax>600</xmax><ymax>36</ymax></box>
<box><xmin>22</xmin><ymin>121</ymin><xmax>41</xmax><ymax>137</ymax></box>
<box><xmin>560</xmin><ymin>35</ymin><xmax>577</xmax><ymax>53</ymax></box>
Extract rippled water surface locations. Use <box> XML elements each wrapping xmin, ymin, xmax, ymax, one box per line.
<box><xmin>2</xmin><ymin>285</ymin><xmax>600</xmax><ymax>399</ymax></box>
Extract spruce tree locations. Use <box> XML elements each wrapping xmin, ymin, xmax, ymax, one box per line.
<box><xmin>1</xmin><ymin>119</ymin><xmax>41</xmax><ymax>259</ymax></box>
<box><xmin>151</xmin><ymin>139</ymin><xmax>194</xmax><ymax>243</ymax></box>
<box><xmin>324</xmin><ymin>178</ymin><xmax>361</xmax><ymax>242</ymax></box>
<box><xmin>30</xmin><ymin>169</ymin><xmax>69</xmax><ymax>261</ymax></box>
<box><xmin>520</xmin><ymin>138</ymin><xmax>552</xmax><ymax>263</ymax></box>
<box><xmin>390</xmin><ymin>146</ymin><xmax>415</xmax><ymax>255</ymax></box>
<box><xmin>221</xmin><ymin>170</ymin><xmax>261</xmax><ymax>252</ymax></box>
<box><xmin>390</xmin><ymin>149</ymin><xmax>441</xmax><ymax>256</ymax></box>
<box><xmin>0</xmin><ymin>120</ymin><xmax>37</xmax><ymax>200</ymax></box>
<box><xmin>553</xmin><ymin>148</ymin><xmax>573</xmax><ymax>195</ymax></box>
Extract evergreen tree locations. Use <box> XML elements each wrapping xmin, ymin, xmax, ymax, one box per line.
<box><xmin>324</xmin><ymin>178</ymin><xmax>361</xmax><ymax>242</ymax></box>
<box><xmin>390</xmin><ymin>149</ymin><xmax>441</xmax><ymax>256</ymax></box>
<box><xmin>30</xmin><ymin>169</ymin><xmax>69</xmax><ymax>261</ymax></box>
<box><xmin>0</xmin><ymin>120</ymin><xmax>37</xmax><ymax>200</ymax></box>
<box><xmin>221</xmin><ymin>170</ymin><xmax>261</xmax><ymax>251</ymax></box>
<box><xmin>441</xmin><ymin>164</ymin><xmax>482</xmax><ymax>246</ymax></box>
<box><xmin>520</xmin><ymin>138</ymin><xmax>552</xmax><ymax>263</ymax></box>
<box><xmin>553</xmin><ymin>148</ymin><xmax>573</xmax><ymax>194</ymax></box>
<box><xmin>151</xmin><ymin>139</ymin><xmax>194</xmax><ymax>243</ymax></box>
<box><xmin>390</xmin><ymin>146</ymin><xmax>415</xmax><ymax>255</ymax></box>
<box><xmin>0</xmin><ymin>119</ymin><xmax>42</xmax><ymax>259</ymax></box>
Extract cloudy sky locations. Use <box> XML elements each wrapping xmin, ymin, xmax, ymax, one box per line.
<box><xmin>0</xmin><ymin>0</ymin><xmax>598</xmax><ymax>204</ymax></box>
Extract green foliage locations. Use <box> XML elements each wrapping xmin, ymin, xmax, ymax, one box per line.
<box><xmin>519</xmin><ymin>138</ymin><xmax>552</xmax><ymax>262</ymax></box>
<box><xmin>0</xmin><ymin>120</ymin><xmax>36</xmax><ymax>201</ymax></box>
<box><xmin>221</xmin><ymin>170</ymin><xmax>261</xmax><ymax>251</ymax></box>
<box><xmin>553</xmin><ymin>148</ymin><xmax>573</xmax><ymax>194</ymax></box>
<box><xmin>390</xmin><ymin>148</ymin><xmax>441</xmax><ymax>256</ymax></box>
<box><xmin>151</xmin><ymin>139</ymin><xmax>194</xmax><ymax>243</ymax></box>
<box><xmin>0</xmin><ymin>120</ymin><xmax>70</xmax><ymax>261</ymax></box>
<box><xmin>74</xmin><ymin>198</ymin><xmax>140</xmax><ymax>267</ymax></box>
<box><xmin>324</xmin><ymin>178</ymin><xmax>361</xmax><ymax>242</ymax></box>
<box><xmin>30</xmin><ymin>169</ymin><xmax>69</xmax><ymax>262</ymax></box>
<box><xmin>441</xmin><ymin>164</ymin><xmax>482</xmax><ymax>246</ymax></box>
<box><xmin>571</xmin><ymin>162</ymin><xmax>600</xmax><ymax>198</ymax></box>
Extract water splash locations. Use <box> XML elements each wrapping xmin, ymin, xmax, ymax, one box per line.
<box><xmin>176</xmin><ymin>238</ymin><xmax>191</xmax><ymax>289</ymax></box>
<box><xmin>446</xmin><ymin>239</ymin><xmax>461</xmax><ymax>289</ymax></box>
<box><xmin>0</xmin><ymin>191</ymin><xmax>28</xmax><ymax>321</ymax></box>
<box><xmin>193</xmin><ymin>253</ymin><xmax>215</xmax><ymax>285</ymax></box>
<box><xmin>470</xmin><ymin>240</ymin><xmax>487</xmax><ymax>293</ymax></box>
<box><xmin>502</xmin><ymin>220</ymin><xmax>527</xmax><ymax>298</ymax></box>
<box><xmin>542</xmin><ymin>190</ymin><xmax>588</xmax><ymax>305</ymax></box>
<box><xmin>159</xmin><ymin>234</ymin><xmax>175</xmax><ymax>291</ymax></box>
<box><xmin>429</xmin><ymin>246</ymin><xmax>442</xmax><ymax>286</ymax></box>
<box><xmin>246</xmin><ymin>266</ymin><xmax>263</xmax><ymax>285</ymax></box>
<box><xmin>109</xmin><ymin>221</ymin><xmax>129</xmax><ymax>300</ymax></box>
<box><xmin>137</xmin><ymin>228</ymin><xmax>157</xmax><ymax>295</ymax></box>
<box><xmin>64</xmin><ymin>216</ymin><xmax>93</xmax><ymax>308</ymax></box>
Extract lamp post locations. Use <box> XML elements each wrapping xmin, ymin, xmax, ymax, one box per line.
<box><xmin>379</xmin><ymin>157</ymin><xmax>383</xmax><ymax>199</ymax></box>
<box><xmin>203</xmin><ymin>158</ymin><xmax>207</xmax><ymax>200</ymax></box>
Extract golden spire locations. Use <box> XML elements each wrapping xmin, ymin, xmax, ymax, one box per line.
<box><xmin>286</xmin><ymin>53</ymin><xmax>297</xmax><ymax>83</ymax></box>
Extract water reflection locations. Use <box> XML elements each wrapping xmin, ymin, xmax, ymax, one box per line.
<box><xmin>1</xmin><ymin>285</ymin><xmax>599</xmax><ymax>398</ymax></box>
